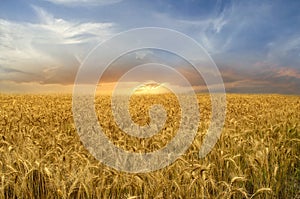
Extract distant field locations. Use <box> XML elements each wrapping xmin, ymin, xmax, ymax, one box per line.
<box><xmin>0</xmin><ymin>94</ymin><xmax>299</xmax><ymax>198</ymax></box>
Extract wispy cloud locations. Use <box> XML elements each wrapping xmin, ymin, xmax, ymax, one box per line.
<box><xmin>150</xmin><ymin>1</ymin><xmax>232</xmax><ymax>54</ymax></box>
<box><xmin>32</xmin><ymin>5</ymin><xmax>114</xmax><ymax>44</ymax></box>
<box><xmin>266</xmin><ymin>34</ymin><xmax>300</xmax><ymax>67</ymax></box>
<box><xmin>219</xmin><ymin>65</ymin><xmax>300</xmax><ymax>94</ymax></box>
<box><xmin>42</xmin><ymin>0</ymin><xmax>123</xmax><ymax>7</ymax></box>
<box><xmin>0</xmin><ymin>6</ymin><xmax>116</xmax><ymax>85</ymax></box>
<box><xmin>0</xmin><ymin>65</ymin><xmax>28</xmax><ymax>74</ymax></box>
<box><xmin>272</xmin><ymin>67</ymin><xmax>300</xmax><ymax>79</ymax></box>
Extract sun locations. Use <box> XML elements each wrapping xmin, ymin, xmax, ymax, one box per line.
<box><xmin>134</xmin><ymin>81</ymin><xmax>170</xmax><ymax>94</ymax></box>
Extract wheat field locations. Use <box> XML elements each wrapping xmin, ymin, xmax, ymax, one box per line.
<box><xmin>0</xmin><ymin>94</ymin><xmax>299</xmax><ymax>198</ymax></box>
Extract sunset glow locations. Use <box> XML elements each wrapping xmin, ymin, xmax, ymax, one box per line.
<box><xmin>134</xmin><ymin>82</ymin><xmax>170</xmax><ymax>95</ymax></box>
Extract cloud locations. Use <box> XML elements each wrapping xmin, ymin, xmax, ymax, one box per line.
<box><xmin>197</xmin><ymin>1</ymin><xmax>274</xmax><ymax>55</ymax></box>
<box><xmin>0</xmin><ymin>65</ymin><xmax>38</xmax><ymax>85</ymax></box>
<box><xmin>0</xmin><ymin>6</ymin><xmax>116</xmax><ymax>85</ymax></box>
<box><xmin>266</xmin><ymin>35</ymin><xmax>300</xmax><ymax>67</ymax></box>
<box><xmin>274</xmin><ymin>67</ymin><xmax>300</xmax><ymax>79</ymax></box>
<box><xmin>135</xmin><ymin>50</ymin><xmax>154</xmax><ymax>60</ymax></box>
<box><xmin>150</xmin><ymin>2</ymin><xmax>232</xmax><ymax>54</ymax></box>
<box><xmin>154</xmin><ymin>0</ymin><xmax>296</xmax><ymax>61</ymax></box>
<box><xmin>31</xmin><ymin>5</ymin><xmax>115</xmax><ymax>44</ymax></box>
<box><xmin>0</xmin><ymin>80</ymin><xmax>73</xmax><ymax>93</ymax></box>
<box><xmin>219</xmin><ymin>65</ymin><xmax>300</xmax><ymax>94</ymax></box>
<box><xmin>0</xmin><ymin>65</ymin><xmax>28</xmax><ymax>74</ymax></box>
<box><xmin>43</xmin><ymin>0</ymin><xmax>123</xmax><ymax>7</ymax></box>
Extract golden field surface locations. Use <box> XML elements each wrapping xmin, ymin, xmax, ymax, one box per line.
<box><xmin>0</xmin><ymin>94</ymin><xmax>299</xmax><ymax>198</ymax></box>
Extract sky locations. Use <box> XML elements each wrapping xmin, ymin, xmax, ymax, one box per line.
<box><xmin>0</xmin><ymin>0</ymin><xmax>300</xmax><ymax>94</ymax></box>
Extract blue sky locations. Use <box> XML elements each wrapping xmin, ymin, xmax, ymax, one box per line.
<box><xmin>0</xmin><ymin>0</ymin><xmax>300</xmax><ymax>94</ymax></box>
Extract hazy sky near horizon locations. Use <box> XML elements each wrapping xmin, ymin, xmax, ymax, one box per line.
<box><xmin>0</xmin><ymin>0</ymin><xmax>300</xmax><ymax>94</ymax></box>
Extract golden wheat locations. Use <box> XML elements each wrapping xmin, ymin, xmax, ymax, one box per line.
<box><xmin>0</xmin><ymin>93</ymin><xmax>299</xmax><ymax>198</ymax></box>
